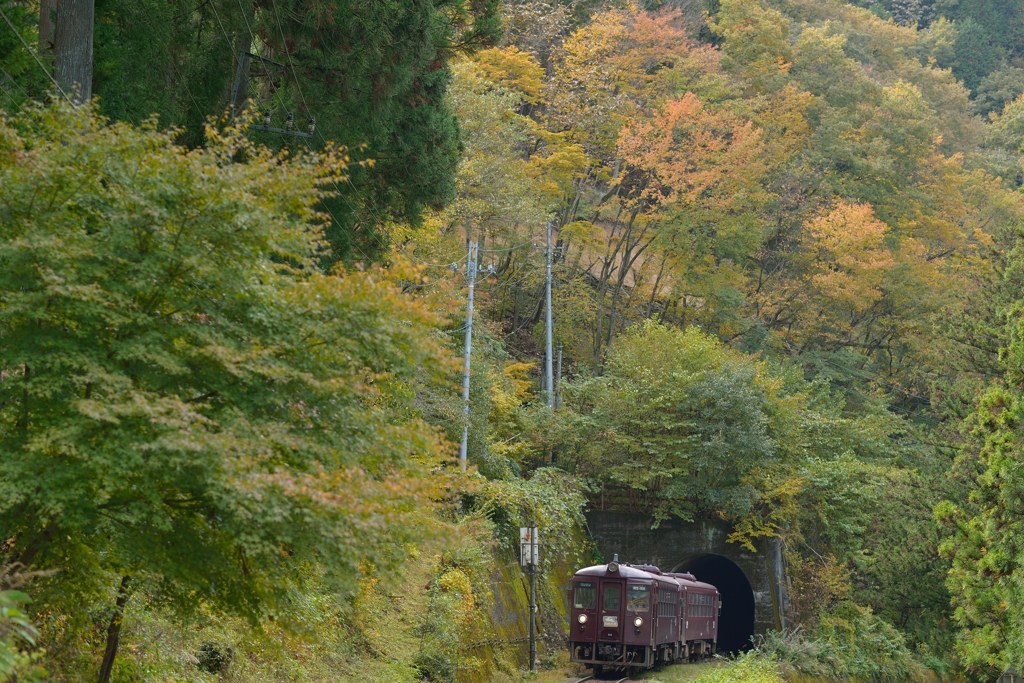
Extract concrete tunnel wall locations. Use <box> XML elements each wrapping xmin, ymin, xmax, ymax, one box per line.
<box><xmin>585</xmin><ymin>511</ymin><xmax>790</xmax><ymax>650</ymax></box>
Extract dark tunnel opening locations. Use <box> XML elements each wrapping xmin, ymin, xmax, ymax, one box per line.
<box><xmin>675</xmin><ymin>554</ymin><xmax>755</xmax><ymax>654</ymax></box>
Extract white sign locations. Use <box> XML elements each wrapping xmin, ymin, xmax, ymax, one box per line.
<box><xmin>520</xmin><ymin>526</ymin><xmax>539</xmax><ymax>566</ymax></box>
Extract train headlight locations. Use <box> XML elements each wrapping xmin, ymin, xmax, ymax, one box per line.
<box><xmin>578</xmin><ymin>614</ymin><xmax>588</xmax><ymax>624</ymax></box>
<box><xmin>633</xmin><ymin>617</ymin><xmax>643</xmax><ymax>627</ymax></box>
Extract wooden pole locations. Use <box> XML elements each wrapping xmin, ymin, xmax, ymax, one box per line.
<box><xmin>53</xmin><ymin>0</ymin><xmax>95</xmax><ymax>103</ymax></box>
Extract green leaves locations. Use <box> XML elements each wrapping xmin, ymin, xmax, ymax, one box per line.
<box><xmin>0</xmin><ymin>101</ymin><xmax>451</xmax><ymax>618</ymax></box>
<box><xmin>569</xmin><ymin>323</ymin><xmax>766</xmax><ymax>520</ymax></box>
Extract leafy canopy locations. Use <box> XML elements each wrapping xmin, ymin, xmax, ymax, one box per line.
<box><xmin>0</xmin><ymin>102</ymin><xmax>451</xmax><ymax>618</ymax></box>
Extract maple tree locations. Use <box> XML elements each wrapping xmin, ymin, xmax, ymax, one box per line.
<box><xmin>0</xmin><ymin>102</ymin><xmax>452</xmax><ymax>678</ymax></box>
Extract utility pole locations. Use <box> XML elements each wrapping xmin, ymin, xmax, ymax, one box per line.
<box><xmin>529</xmin><ymin>559</ymin><xmax>537</xmax><ymax>670</ymax></box>
<box><xmin>520</xmin><ymin>525</ymin><xmax>539</xmax><ymax>671</ymax></box>
<box><xmin>458</xmin><ymin>241</ymin><xmax>478</xmax><ymax>472</ymax></box>
<box><xmin>544</xmin><ymin>222</ymin><xmax>554</xmax><ymax>409</ymax></box>
<box><xmin>53</xmin><ymin>0</ymin><xmax>95</xmax><ymax>104</ymax></box>
<box><xmin>555</xmin><ymin>343</ymin><xmax>563</xmax><ymax>410</ymax></box>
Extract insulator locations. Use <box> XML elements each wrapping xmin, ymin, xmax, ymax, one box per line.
<box><xmin>285</xmin><ymin>112</ymin><xmax>294</xmax><ymax>131</ymax></box>
<box><xmin>263</xmin><ymin>110</ymin><xmax>272</xmax><ymax>127</ymax></box>
<box><xmin>308</xmin><ymin>116</ymin><xmax>316</xmax><ymax>134</ymax></box>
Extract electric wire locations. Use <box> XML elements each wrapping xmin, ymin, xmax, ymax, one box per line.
<box><xmin>0</xmin><ymin>6</ymin><xmax>71</xmax><ymax>103</ymax></box>
<box><xmin>260</xmin><ymin>4</ymin><xmax>397</xmax><ymax>252</ymax></box>
<box><xmin>0</xmin><ymin>63</ymin><xmax>33</xmax><ymax>104</ymax></box>
<box><xmin>207</xmin><ymin>1</ymin><xmax>375</xmax><ymax>264</ymax></box>
<box><xmin>226</xmin><ymin>0</ymin><xmax>389</xmax><ymax>262</ymax></box>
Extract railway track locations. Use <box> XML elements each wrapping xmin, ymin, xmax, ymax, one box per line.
<box><xmin>571</xmin><ymin>676</ymin><xmax>630</xmax><ymax>683</ymax></box>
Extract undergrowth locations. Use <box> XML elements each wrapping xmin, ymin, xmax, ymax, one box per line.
<box><xmin>756</xmin><ymin>603</ymin><xmax>931</xmax><ymax>682</ymax></box>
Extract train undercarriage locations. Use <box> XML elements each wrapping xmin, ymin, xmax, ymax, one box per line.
<box><xmin>570</xmin><ymin>639</ymin><xmax>715</xmax><ymax>673</ymax></box>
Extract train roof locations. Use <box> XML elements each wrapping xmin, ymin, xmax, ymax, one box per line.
<box><xmin>574</xmin><ymin>563</ymin><xmax>661</xmax><ymax>580</ymax></box>
<box><xmin>573</xmin><ymin>564</ymin><xmax>719</xmax><ymax>592</ymax></box>
<box><xmin>663</xmin><ymin>573</ymin><xmax>720</xmax><ymax>593</ymax></box>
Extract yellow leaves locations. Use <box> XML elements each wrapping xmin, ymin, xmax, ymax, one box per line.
<box><xmin>471</xmin><ymin>47</ymin><xmax>544</xmax><ymax>103</ymax></box>
<box><xmin>529</xmin><ymin>138</ymin><xmax>589</xmax><ymax>201</ymax></box>
<box><xmin>808</xmin><ymin>202</ymin><xmax>889</xmax><ymax>262</ymax></box>
<box><xmin>487</xmin><ymin>362</ymin><xmax>535</xmax><ymax>457</ymax></box>
<box><xmin>804</xmin><ymin>202</ymin><xmax>893</xmax><ymax>313</ymax></box>
<box><xmin>436</xmin><ymin>567</ymin><xmax>476</xmax><ymax>628</ymax></box>
<box><xmin>712</xmin><ymin>0</ymin><xmax>792</xmax><ymax>90</ymax></box>
<box><xmin>561</xmin><ymin>220</ymin><xmax>605</xmax><ymax>251</ymax></box>
<box><xmin>548</xmin><ymin>6</ymin><xmax>697</xmax><ymax>155</ymax></box>
<box><xmin>502</xmin><ymin>362</ymin><xmax>536</xmax><ymax>403</ymax></box>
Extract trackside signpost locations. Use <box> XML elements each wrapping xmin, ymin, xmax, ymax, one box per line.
<box><xmin>520</xmin><ymin>526</ymin><xmax>539</xmax><ymax>670</ymax></box>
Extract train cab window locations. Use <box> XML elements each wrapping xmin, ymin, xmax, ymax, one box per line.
<box><xmin>574</xmin><ymin>582</ymin><xmax>596</xmax><ymax>610</ymax></box>
<box><xmin>626</xmin><ymin>585</ymin><xmax>650</xmax><ymax>612</ymax></box>
<box><xmin>603</xmin><ymin>584</ymin><xmax>621</xmax><ymax>611</ymax></box>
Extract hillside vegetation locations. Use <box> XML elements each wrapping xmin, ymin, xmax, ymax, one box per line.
<box><xmin>3</xmin><ymin>0</ymin><xmax>1024</xmax><ymax>681</ymax></box>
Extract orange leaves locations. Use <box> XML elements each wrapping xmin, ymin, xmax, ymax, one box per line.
<box><xmin>617</xmin><ymin>92</ymin><xmax>765</xmax><ymax>211</ymax></box>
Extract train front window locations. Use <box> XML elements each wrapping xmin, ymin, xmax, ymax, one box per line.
<box><xmin>626</xmin><ymin>585</ymin><xmax>650</xmax><ymax>612</ymax></box>
<box><xmin>603</xmin><ymin>584</ymin><xmax>621</xmax><ymax>611</ymax></box>
<box><xmin>574</xmin><ymin>582</ymin><xmax>596</xmax><ymax>609</ymax></box>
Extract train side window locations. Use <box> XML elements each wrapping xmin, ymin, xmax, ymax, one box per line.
<box><xmin>574</xmin><ymin>582</ymin><xmax>596</xmax><ymax>610</ymax></box>
<box><xmin>626</xmin><ymin>585</ymin><xmax>650</xmax><ymax>612</ymax></box>
<box><xmin>656</xmin><ymin>589</ymin><xmax>676</xmax><ymax>617</ymax></box>
<box><xmin>603</xmin><ymin>584</ymin><xmax>621</xmax><ymax>611</ymax></box>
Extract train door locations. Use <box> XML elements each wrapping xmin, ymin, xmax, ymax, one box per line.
<box><xmin>599</xmin><ymin>580</ymin><xmax>623</xmax><ymax>643</ymax></box>
<box><xmin>678</xmin><ymin>587</ymin><xmax>686</xmax><ymax>643</ymax></box>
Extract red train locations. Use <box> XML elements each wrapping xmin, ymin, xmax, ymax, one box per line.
<box><xmin>569</xmin><ymin>555</ymin><xmax>720</xmax><ymax>675</ymax></box>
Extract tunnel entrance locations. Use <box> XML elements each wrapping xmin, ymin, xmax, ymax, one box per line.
<box><xmin>674</xmin><ymin>554</ymin><xmax>755</xmax><ymax>653</ymax></box>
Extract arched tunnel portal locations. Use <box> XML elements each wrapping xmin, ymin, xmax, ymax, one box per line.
<box><xmin>585</xmin><ymin>511</ymin><xmax>790</xmax><ymax>643</ymax></box>
<box><xmin>674</xmin><ymin>554</ymin><xmax>756</xmax><ymax>653</ymax></box>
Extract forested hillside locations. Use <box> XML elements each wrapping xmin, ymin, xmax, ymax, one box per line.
<box><xmin>3</xmin><ymin>0</ymin><xmax>1024</xmax><ymax>681</ymax></box>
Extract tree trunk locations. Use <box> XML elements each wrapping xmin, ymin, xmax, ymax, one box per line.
<box><xmin>97</xmin><ymin>575</ymin><xmax>131</xmax><ymax>683</ymax></box>
<box><xmin>54</xmin><ymin>0</ymin><xmax>94</xmax><ymax>104</ymax></box>
<box><xmin>39</xmin><ymin>0</ymin><xmax>56</xmax><ymax>50</ymax></box>
<box><xmin>647</xmin><ymin>256</ymin><xmax>667</xmax><ymax>317</ymax></box>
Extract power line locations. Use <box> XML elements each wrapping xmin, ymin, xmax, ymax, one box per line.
<box><xmin>260</xmin><ymin>2</ymin><xmax>393</xmax><ymax>252</ymax></box>
<box><xmin>0</xmin><ymin>6</ymin><xmax>71</xmax><ymax>104</ymax></box>
<box><xmin>234</xmin><ymin>0</ymin><xmax>259</xmax><ymax>53</ymax></box>
<box><xmin>260</xmin><ymin>0</ymin><xmax>396</xmax><ymax>259</ymax></box>
<box><xmin>192</xmin><ymin>4</ymin><xmax>375</xmax><ymax>264</ymax></box>
<box><xmin>268</xmin><ymin>0</ymin><xmax>312</xmax><ymax>118</ymax></box>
